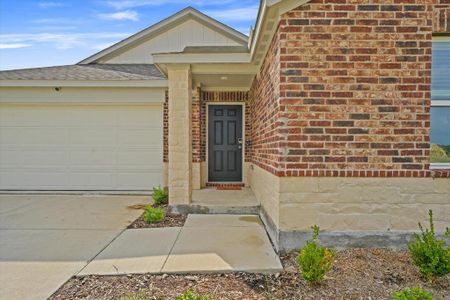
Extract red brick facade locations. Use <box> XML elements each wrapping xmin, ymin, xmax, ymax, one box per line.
<box><xmin>249</xmin><ymin>0</ymin><xmax>450</xmax><ymax>178</ymax></box>
<box><xmin>163</xmin><ymin>0</ymin><xmax>450</xmax><ymax>179</ymax></box>
<box><xmin>163</xmin><ymin>90</ymin><xmax>169</xmax><ymax>163</ymax></box>
<box><xmin>249</xmin><ymin>33</ymin><xmax>282</xmax><ymax>175</ymax></box>
<box><xmin>435</xmin><ymin>1</ymin><xmax>450</xmax><ymax>32</ymax></box>
<box><xmin>164</xmin><ymin>90</ymin><xmax>251</xmax><ymax>165</ymax></box>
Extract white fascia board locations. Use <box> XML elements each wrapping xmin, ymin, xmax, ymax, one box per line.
<box><xmin>249</xmin><ymin>0</ymin><xmax>310</xmax><ymax>63</ymax></box>
<box><xmin>191</xmin><ymin>64</ymin><xmax>259</xmax><ymax>75</ymax></box>
<box><xmin>0</xmin><ymin>80</ymin><xmax>168</xmax><ymax>88</ymax></box>
<box><xmin>153</xmin><ymin>53</ymin><xmax>251</xmax><ymax>64</ymax></box>
<box><xmin>430</xmin><ymin>163</ymin><xmax>450</xmax><ymax>170</ymax></box>
<box><xmin>201</xmin><ymin>86</ymin><xmax>251</xmax><ymax>92</ymax></box>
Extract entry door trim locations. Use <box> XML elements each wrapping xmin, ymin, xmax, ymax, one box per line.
<box><xmin>206</xmin><ymin>102</ymin><xmax>245</xmax><ymax>183</ymax></box>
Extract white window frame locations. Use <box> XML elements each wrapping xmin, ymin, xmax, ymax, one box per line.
<box><xmin>430</xmin><ymin>36</ymin><xmax>450</xmax><ymax>169</ymax></box>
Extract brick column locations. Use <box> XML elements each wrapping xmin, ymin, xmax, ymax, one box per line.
<box><xmin>167</xmin><ymin>64</ymin><xmax>192</xmax><ymax>205</ymax></box>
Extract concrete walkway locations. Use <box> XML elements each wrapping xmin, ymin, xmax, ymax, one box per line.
<box><xmin>79</xmin><ymin>214</ymin><xmax>282</xmax><ymax>275</ymax></box>
<box><xmin>0</xmin><ymin>194</ymin><xmax>150</xmax><ymax>300</ymax></box>
<box><xmin>0</xmin><ymin>195</ymin><xmax>281</xmax><ymax>300</ymax></box>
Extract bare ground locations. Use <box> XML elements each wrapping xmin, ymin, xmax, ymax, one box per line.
<box><xmin>50</xmin><ymin>249</ymin><xmax>449</xmax><ymax>300</ymax></box>
<box><xmin>127</xmin><ymin>205</ymin><xmax>186</xmax><ymax>229</ymax></box>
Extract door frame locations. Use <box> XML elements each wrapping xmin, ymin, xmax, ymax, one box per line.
<box><xmin>206</xmin><ymin>102</ymin><xmax>245</xmax><ymax>183</ymax></box>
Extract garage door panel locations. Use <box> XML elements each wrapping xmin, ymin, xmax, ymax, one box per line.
<box><xmin>67</xmin><ymin>109</ymin><xmax>117</xmax><ymax>127</ymax></box>
<box><xmin>0</xmin><ymin>106</ymin><xmax>69</xmax><ymax>126</ymax></box>
<box><xmin>68</xmin><ymin>150</ymin><xmax>116</xmax><ymax>165</ymax></box>
<box><xmin>118</xmin><ymin>109</ymin><xmax>161</xmax><ymax>127</ymax></box>
<box><xmin>1</xmin><ymin>150</ymin><xmax>67</xmax><ymax>166</ymax></box>
<box><xmin>0</xmin><ymin>128</ymin><xmax>67</xmax><ymax>145</ymax></box>
<box><xmin>116</xmin><ymin>172</ymin><xmax>163</xmax><ymax>189</ymax></box>
<box><xmin>117</xmin><ymin>129</ymin><xmax>162</xmax><ymax>146</ymax></box>
<box><xmin>67</xmin><ymin>173</ymin><xmax>115</xmax><ymax>189</ymax></box>
<box><xmin>0</xmin><ymin>104</ymin><xmax>163</xmax><ymax>190</ymax></box>
<box><xmin>117</xmin><ymin>150</ymin><xmax>161</xmax><ymax>165</ymax></box>
<box><xmin>69</xmin><ymin>129</ymin><xmax>116</xmax><ymax>145</ymax></box>
<box><xmin>0</xmin><ymin>171</ymin><xmax>68</xmax><ymax>189</ymax></box>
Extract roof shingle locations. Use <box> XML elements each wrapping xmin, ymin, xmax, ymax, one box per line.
<box><xmin>0</xmin><ymin>64</ymin><xmax>165</xmax><ymax>81</ymax></box>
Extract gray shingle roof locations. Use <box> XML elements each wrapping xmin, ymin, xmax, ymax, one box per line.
<box><xmin>0</xmin><ymin>64</ymin><xmax>165</xmax><ymax>81</ymax></box>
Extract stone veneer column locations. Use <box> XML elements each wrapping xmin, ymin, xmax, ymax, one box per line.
<box><xmin>167</xmin><ymin>64</ymin><xmax>192</xmax><ymax>205</ymax></box>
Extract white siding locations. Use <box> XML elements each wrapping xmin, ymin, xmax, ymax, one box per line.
<box><xmin>105</xmin><ymin>19</ymin><xmax>243</xmax><ymax>64</ymax></box>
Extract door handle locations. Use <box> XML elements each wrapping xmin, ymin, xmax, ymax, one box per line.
<box><xmin>238</xmin><ymin>138</ymin><xmax>243</xmax><ymax>144</ymax></box>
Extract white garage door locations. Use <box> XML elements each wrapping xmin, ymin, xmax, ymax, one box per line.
<box><xmin>0</xmin><ymin>104</ymin><xmax>163</xmax><ymax>190</ymax></box>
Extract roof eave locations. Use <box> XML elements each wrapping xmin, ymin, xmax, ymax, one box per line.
<box><xmin>153</xmin><ymin>52</ymin><xmax>250</xmax><ymax>64</ymax></box>
<box><xmin>249</xmin><ymin>0</ymin><xmax>311</xmax><ymax>65</ymax></box>
<box><xmin>0</xmin><ymin>79</ymin><xmax>169</xmax><ymax>88</ymax></box>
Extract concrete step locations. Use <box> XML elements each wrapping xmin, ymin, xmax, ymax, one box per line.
<box><xmin>172</xmin><ymin>187</ymin><xmax>260</xmax><ymax>215</ymax></box>
<box><xmin>171</xmin><ymin>203</ymin><xmax>260</xmax><ymax>215</ymax></box>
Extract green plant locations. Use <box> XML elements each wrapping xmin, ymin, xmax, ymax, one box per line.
<box><xmin>408</xmin><ymin>210</ymin><xmax>450</xmax><ymax>281</ymax></box>
<box><xmin>122</xmin><ymin>292</ymin><xmax>147</xmax><ymax>300</ymax></box>
<box><xmin>143</xmin><ymin>205</ymin><xmax>165</xmax><ymax>224</ymax></box>
<box><xmin>174</xmin><ymin>290</ymin><xmax>212</xmax><ymax>300</ymax></box>
<box><xmin>392</xmin><ymin>287</ymin><xmax>433</xmax><ymax>300</ymax></box>
<box><xmin>296</xmin><ymin>225</ymin><xmax>335</xmax><ymax>283</ymax></box>
<box><xmin>152</xmin><ymin>186</ymin><xmax>168</xmax><ymax>205</ymax></box>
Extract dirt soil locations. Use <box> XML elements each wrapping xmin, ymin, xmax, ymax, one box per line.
<box><xmin>50</xmin><ymin>249</ymin><xmax>449</xmax><ymax>300</ymax></box>
<box><xmin>127</xmin><ymin>205</ymin><xmax>186</xmax><ymax>229</ymax></box>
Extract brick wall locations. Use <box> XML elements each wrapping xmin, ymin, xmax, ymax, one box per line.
<box><xmin>250</xmin><ymin>0</ymin><xmax>450</xmax><ymax>178</ymax></box>
<box><xmin>249</xmin><ymin>32</ymin><xmax>283</xmax><ymax>175</ymax></box>
<box><xmin>435</xmin><ymin>1</ymin><xmax>450</xmax><ymax>32</ymax></box>
<box><xmin>163</xmin><ymin>88</ymin><xmax>250</xmax><ymax>167</ymax></box>
<box><xmin>192</xmin><ymin>88</ymin><xmax>201</xmax><ymax>163</ymax></box>
<box><xmin>163</xmin><ymin>90</ymin><xmax>168</xmax><ymax>163</ymax></box>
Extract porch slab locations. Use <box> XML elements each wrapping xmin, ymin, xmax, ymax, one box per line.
<box><xmin>78</xmin><ymin>228</ymin><xmax>181</xmax><ymax>275</ymax></box>
<box><xmin>184</xmin><ymin>214</ymin><xmax>263</xmax><ymax>227</ymax></box>
<box><xmin>173</xmin><ymin>188</ymin><xmax>260</xmax><ymax>214</ymax></box>
<box><xmin>162</xmin><ymin>214</ymin><xmax>282</xmax><ymax>274</ymax></box>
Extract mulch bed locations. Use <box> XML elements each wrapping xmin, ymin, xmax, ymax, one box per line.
<box><xmin>50</xmin><ymin>249</ymin><xmax>449</xmax><ymax>300</ymax></box>
<box><xmin>127</xmin><ymin>205</ymin><xmax>186</xmax><ymax>229</ymax></box>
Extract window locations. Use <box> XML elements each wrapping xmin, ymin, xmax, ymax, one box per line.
<box><xmin>431</xmin><ymin>36</ymin><xmax>450</xmax><ymax>168</ymax></box>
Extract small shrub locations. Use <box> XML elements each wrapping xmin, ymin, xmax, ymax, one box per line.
<box><xmin>392</xmin><ymin>287</ymin><xmax>433</xmax><ymax>300</ymax></box>
<box><xmin>152</xmin><ymin>186</ymin><xmax>168</xmax><ymax>205</ymax></box>
<box><xmin>407</xmin><ymin>210</ymin><xmax>450</xmax><ymax>281</ymax></box>
<box><xmin>143</xmin><ymin>206</ymin><xmax>165</xmax><ymax>224</ymax></box>
<box><xmin>174</xmin><ymin>290</ymin><xmax>212</xmax><ymax>300</ymax></box>
<box><xmin>122</xmin><ymin>292</ymin><xmax>147</xmax><ymax>300</ymax></box>
<box><xmin>296</xmin><ymin>225</ymin><xmax>335</xmax><ymax>283</ymax></box>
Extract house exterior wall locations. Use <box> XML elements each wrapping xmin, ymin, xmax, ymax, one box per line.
<box><xmin>103</xmin><ymin>19</ymin><xmax>243</xmax><ymax>64</ymax></box>
<box><xmin>164</xmin><ymin>89</ymin><xmax>252</xmax><ymax>188</ymax></box>
<box><xmin>248</xmin><ymin>0</ymin><xmax>450</xmax><ymax>250</ymax></box>
<box><xmin>278</xmin><ymin>0</ymin><xmax>434</xmax><ymax>176</ymax></box>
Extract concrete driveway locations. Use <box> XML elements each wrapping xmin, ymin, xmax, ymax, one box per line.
<box><xmin>0</xmin><ymin>194</ymin><xmax>151</xmax><ymax>300</ymax></box>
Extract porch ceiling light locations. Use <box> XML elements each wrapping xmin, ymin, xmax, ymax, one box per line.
<box><xmin>220</xmin><ymin>76</ymin><xmax>228</xmax><ymax>80</ymax></box>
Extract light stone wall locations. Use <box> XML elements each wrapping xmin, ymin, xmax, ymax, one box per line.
<box><xmin>249</xmin><ymin>165</ymin><xmax>450</xmax><ymax>250</ymax></box>
<box><xmin>250</xmin><ymin>165</ymin><xmax>280</xmax><ymax>230</ymax></box>
<box><xmin>192</xmin><ymin>162</ymin><xmax>201</xmax><ymax>190</ymax></box>
<box><xmin>278</xmin><ymin>177</ymin><xmax>450</xmax><ymax>233</ymax></box>
<box><xmin>167</xmin><ymin>65</ymin><xmax>192</xmax><ymax>205</ymax></box>
<box><xmin>163</xmin><ymin>162</ymin><xmax>168</xmax><ymax>188</ymax></box>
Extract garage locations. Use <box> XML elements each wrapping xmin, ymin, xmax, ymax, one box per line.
<box><xmin>0</xmin><ymin>103</ymin><xmax>163</xmax><ymax>190</ymax></box>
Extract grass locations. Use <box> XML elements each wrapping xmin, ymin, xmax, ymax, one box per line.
<box><xmin>430</xmin><ymin>144</ymin><xmax>450</xmax><ymax>163</ymax></box>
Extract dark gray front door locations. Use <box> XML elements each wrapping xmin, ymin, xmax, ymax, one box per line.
<box><xmin>208</xmin><ymin>105</ymin><xmax>243</xmax><ymax>182</ymax></box>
